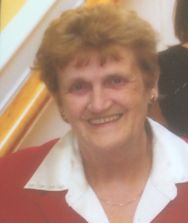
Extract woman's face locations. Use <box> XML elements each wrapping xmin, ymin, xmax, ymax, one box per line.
<box><xmin>58</xmin><ymin>48</ymin><xmax>157</xmax><ymax>152</ymax></box>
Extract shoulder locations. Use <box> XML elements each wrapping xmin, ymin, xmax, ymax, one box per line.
<box><xmin>158</xmin><ymin>46</ymin><xmax>177</xmax><ymax>66</ymax></box>
<box><xmin>153</xmin><ymin>182</ymin><xmax>188</xmax><ymax>223</ymax></box>
<box><xmin>150</xmin><ymin>119</ymin><xmax>188</xmax><ymax>154</ymax></box>
<box><xmin>158</xmin><ymin>45</ymin><xmax>188</xmax><ymax>80</ymax></box>
<box><xmin>0</xmin><ymin>139</ymin><xmax>59</xmax><ymax>186</ymax></box>
<box><xmin>159</xmin><ymin>45</ymin><xmax>182</xmax><ymax>57</ymax></box>
<box><xmin>158</xmin><ymin>45</ymin><xmax>188</xmax><ymax>63</ymax></box>
<box><xmin>150</xmin><ymin>119</ymin><xmax>188</xmax><ymax>170</ymax></box>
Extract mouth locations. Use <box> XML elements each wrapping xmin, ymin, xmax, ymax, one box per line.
<box><xmin>87</xmin><ymin>113</ymin><xmax>123</xmax><ymax>125</ymax></box>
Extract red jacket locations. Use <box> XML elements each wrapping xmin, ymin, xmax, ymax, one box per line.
<box><xmin>0</xmin><ymin>139</ymin><xmax>188</xmax><ymax>223</ymax></box>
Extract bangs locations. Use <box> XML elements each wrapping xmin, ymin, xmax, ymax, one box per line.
<box><xmin>65</xmin><ymin>45</ymin><xmax>125</xmax><ymax>69</ymax></box>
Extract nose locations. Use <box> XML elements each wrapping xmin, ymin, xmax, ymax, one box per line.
<box><xmin>87</xmin><ymin>86</ymin><xmax>112</xmax><ymax>113</ymax></box>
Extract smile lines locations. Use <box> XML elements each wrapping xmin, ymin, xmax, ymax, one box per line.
<box><xmin>88</xmin><ymin>114</ymin><xmax>122</xmax><ymax>125</ymax></box>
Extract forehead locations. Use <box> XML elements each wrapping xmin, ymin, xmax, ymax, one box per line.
<box><xmin>59</xmin><ymin>47</ymin><xmax>139</xmax><ymax>78</ymax></box>
<box><xmin>72</xmin><ymin>46</ymin><xmax>135</xmax><ymax>66</ymax></box>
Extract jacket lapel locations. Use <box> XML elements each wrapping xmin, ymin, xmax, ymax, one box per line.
<box><xmin>152</xmin><ymin>183</ymin><xmax>188</xmax><ymax>223</ymax></box>
<box><xmin>28</xmin><ymin>189</ymin><xmax>87</xmax><ymax>223</ymax></box>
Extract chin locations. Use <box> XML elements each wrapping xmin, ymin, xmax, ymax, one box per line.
<box><xmin>89</xmin><ymin>134</ymin><xmax>128</xmax><ymax>152</ymax></box>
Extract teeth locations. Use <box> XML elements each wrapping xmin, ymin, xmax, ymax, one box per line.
<box><xmin>89</xmin><ymin>114</ymin><xmax>121</xmax><ymax>125</ymax></box>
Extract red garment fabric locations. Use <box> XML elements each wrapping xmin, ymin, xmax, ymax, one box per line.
<box><xmin>0</xmin><ymin>139</ymin><xmax>188</xmax><ymax>223</ymax></box>
<box><xmin>152</xmin><ymin>183</ymin><xmax>188</xmax><ymax>223</ymax></box>
<box><xmin>182</xmin><ymin>136</ymin><xmax>188</xmax><ymax>143</ymax></box>
<box><xmin>0</xmin><ymin>139</ymin><xmax>87</xmax><ymax>223</ymax></box>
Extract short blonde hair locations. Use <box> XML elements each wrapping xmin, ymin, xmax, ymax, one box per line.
<box><xmin>85</xmin><ymin>0</ymin><xmax>115</xmax><ymax>6</ymax></box>
<box><xmin>36</xmin><ymin>4</ymin><xmax>159</xmax><ymax>94</ymax></box>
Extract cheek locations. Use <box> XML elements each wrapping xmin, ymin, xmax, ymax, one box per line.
<box><xmin>116</xmin><ymin>87</ymin><xmax>149</xmax><ymax>110</ymax></box>
<box><xmin>61</xmin><ymin>95</ymin><xmax>88</xmax><ymax>121</ymax></box>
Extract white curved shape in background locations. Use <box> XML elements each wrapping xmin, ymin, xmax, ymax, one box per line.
<box><xmin>0</xmin><ymin>0</ymin><xmax>84</xmax><ymax>113</ymax></box>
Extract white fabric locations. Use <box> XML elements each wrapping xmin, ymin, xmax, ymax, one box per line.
<box><xmin>25</xmin><ymin>119</ymin><xmax>188</xmax><ymax>223</ymax></box>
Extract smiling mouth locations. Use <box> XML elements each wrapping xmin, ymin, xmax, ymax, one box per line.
<box><xmin>88</xmin><ymin>114</ymin><xmax>122</xmax><ymax>125</ymax></box>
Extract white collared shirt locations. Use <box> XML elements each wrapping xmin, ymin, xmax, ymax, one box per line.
<box><xmin>25</xmin><ymin>119</ymin><xmax>188</xmax><ymax>223</ymax></box>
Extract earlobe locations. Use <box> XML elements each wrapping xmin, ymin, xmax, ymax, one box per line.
<box><xmin>150</xmin><ymin>87</ymin><xmax>158</xmax><ymax>104</ymax></box>
<box><xmin>150</xmin><ymin>94</ymin><xmax>156</xmax><ymax>104</ymax></box>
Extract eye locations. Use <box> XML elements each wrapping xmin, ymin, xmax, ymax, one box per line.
<box><xmin>111</xmin><ymin>76</ymin><xmax>124</xmax><ymax>84</ymax></box>
<box><xmin>69</xmin><ymin>81</ymin><xmax>90</xmax><ymax>95</ymax></box>
<box><xmin>105</xmin><ymin>75</ymin><xmax>127</xmax><ymax>88</ymax></box>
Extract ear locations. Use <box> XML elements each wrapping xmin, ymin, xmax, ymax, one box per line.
<box><xmin>150</xmin><ymin>85</ymin><xmax>158</xmax><ymax>103</ymax></box>
<box><xmin>58</xmin><ymin>103</ymin><xmax>70</xmax><ymax>123</ymax></box>
<box><xmin>149</xmin><ymin>75</ymin><xmax>159</xmax><ymax>102</ymax></box>
<box><xmin>58</xmin><ymin>104</ymin><xmax>69</xmax><ymax>123</ymax></box>
<box><xmin>53</xmin><ymin>94</ymin><xmax>70</xmax><ymax>123</ymax></box>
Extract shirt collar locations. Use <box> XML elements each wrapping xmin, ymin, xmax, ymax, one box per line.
<box><xmin>25</xmin><ymin>131</ymin><xmax>87</xmax><ymax>193</ymax></box>
<box><xmin>133</xmin><ymin>119</ymin><xmax>188</xmax><ymax>223</ymax></box>
<box><xmin>24</xmin><ymin>131</ymin><xmax>108</xmax><ymax>223</ymax></box>
<box><xmin>24</xmin><ymin>119</ymin><xmax>188</xmax><ymax>223</ymax></box>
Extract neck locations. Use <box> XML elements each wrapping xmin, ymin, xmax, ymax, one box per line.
<box><xmin>81</xmin><ymin>129</ymin><xmax>152</xmax><ymax>188</ymax></box>
<box><xmin>81</xmin><ymin>131</ymin><xmax>152</xmax><ymax>209</ymax></box>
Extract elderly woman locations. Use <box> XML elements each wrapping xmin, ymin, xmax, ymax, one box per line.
<box><xmin>0</xmin><ymin>4</ymin><xmax>188</xmax><ymax>223</ymax></box>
